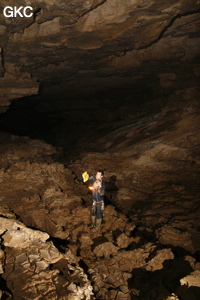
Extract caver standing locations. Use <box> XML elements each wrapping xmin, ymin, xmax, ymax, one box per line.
<box><xmin>82</xmin><ymin>170</ymin><xmax>106</xmax><ymax>228</ymax></box>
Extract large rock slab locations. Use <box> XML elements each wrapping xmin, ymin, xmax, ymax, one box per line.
<box><xmin>0</xmin><ymin>217</ymin><xmax>94</xmax><ymax>300</ymax></box>
<box><xmin>157</xmin><ymin>225</ymin><xmax>200</xmax><ymax>254</ymax></box>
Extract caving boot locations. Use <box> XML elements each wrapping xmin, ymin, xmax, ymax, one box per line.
<box><xmin>95</xmin><ymin>218</ymin><xmax>102</xmax><ymax>228</ymax></box>
<box><xmin>91</xmin><ymin>216</ymin><xmax>96</xmax><ymax>228</ymax></box>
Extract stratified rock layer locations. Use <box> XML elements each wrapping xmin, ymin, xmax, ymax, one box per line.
<box><xmin>0</xmin><ymin>0</ymin><xmax>199</xmax><ymax>110</ymax></box>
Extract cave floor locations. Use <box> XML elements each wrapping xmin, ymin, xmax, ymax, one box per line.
<box><xmin>0</xmin><ymin>88</ymin><xmax>200</xmax><ymax>299</ymax></box>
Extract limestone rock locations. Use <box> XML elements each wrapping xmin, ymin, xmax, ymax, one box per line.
<box><xmin>0</xmin><ymin>0</ymin><xmax>199</xmax><ymax>110</ymax></box>
<box><xmin>0</xmin><ymin>249</ymin><xmax>4</xmax><ymax>274</ymax></box>
<box><xmin>0</xmin><ymin>71</ymin><xmax>39</xmax><ymax>111</ymax></box>
<box><xmin>176</xmin><ymin>271</ymin><xmax>200</xmax><ymax>300</ymax></box>
<box><xmin>180</xmin><ymin>270</ymin><xmax>200</xmax><ymax>287</ymax></box>
<box><xmin>112</xmin><ymin>243</ymin><xmax>157</xmax><ymax>273</ymax></box>
<box><xmin>145</xmin><ymin>248</ymin><xmax>174</xmax><ymax>271</ymax></box>
<box><xmin>0</xmin><ymin>205</ymin><xmax>16</xmax><ymax>219</ymax></box>
<box><xmin>165</xmin><ymin>294</ymin><xmax>179</xmax><ymax>300</ymax></box>
<box><xmin>0</xmin><ymin>133</ymin><xmax>87</xmax><ymax>239</ymax></box>
<box><xmin>1</xmin><ymin>217</ymin><xmax>49</xmax><ymax>248</ymax></box>
<box><xmin>93</xmin><ymin>241</ymin><xmax>118</xmax><ymax>258</ymax></box>
<box><xmin>79</xmin><ymin>233</ymin><xmax>94</xmax><ymax>248</ymax></box>
<box><xmin>116</xmin><ymin>291</ymin><xmax>130</xmax><ymax>300</ymax></box>
<box><xmin>107</xmin><ymin>289</ymin><xmax>118</xmax><ymax>299</ymax></box>
<box><xmin>184</xmin><ymin>255</ymin><xmax>196</xmax><ymax>269</ymax></box>
<box><xmin>116</xmin><ymin>233</ymin><xmax>133</xmax><ymax>249</ymax></box>
<box><xmin>1</xmin><ymin>218</ymin><xmax>94</xmax><ymax>300</ymax></box>
<box><xmin>157</xmin><ymin>225</ymin><xmax>200</xmax><ymax>254</ymax></box>
<box><xmin>194</xmin><ymin>262</ymin><xmax>200</xmax><ymax>271</ymax></box>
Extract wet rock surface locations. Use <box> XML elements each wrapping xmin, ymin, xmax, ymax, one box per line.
<box><xmin>0</xmin><ymin>86</ymin><xmax>200</xmax><ymax>299</ymax></box>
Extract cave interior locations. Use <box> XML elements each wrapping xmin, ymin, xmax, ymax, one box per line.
<box><xmin>0</xmin><ymin>1</ymin><xmax>200</xmax><ymax>300</ymax></box>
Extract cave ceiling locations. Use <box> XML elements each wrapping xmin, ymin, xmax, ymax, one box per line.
<box><xmin>0</xmin><ymin>0</ymin><xmax>199</xmax><ymax>112</ymax></box>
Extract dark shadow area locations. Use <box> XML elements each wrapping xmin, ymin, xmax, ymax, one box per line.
<box><xmin>176</xmin><ymin>285</ymin><xmax>200</xmax><ymax>300</ymax></box>
<box><xmin>0</xmin><ymin>275</ymin><xmax>13</xmax><ymax>300</ymax></box>
<box><xmin>132</xmin><ymin>226</ymin><xmax>157</xmax><ymax>244</ymax></box>
<box><xmin>79</xmin><ymin>259</ymin><xmax>89</xmax><ymax>274</ymax></box>
<box><xmin>171</xmin><ymin>246</ymin><xmax>194</xmax><ymax>258</ymax></box>
<box><xmin>194</xmin><ymin>250</ymin><xmax>200</xmax><ymax>262</ymax></box>
<box><xmin>105</xmin><ymin>175</ymin><xmax>119</xmax><ymax>206</ymax></box>
<box><xmin>128</xmin><ymin>258</ymin><xmax>195</xmax><ymax>299</ymax></box>
<box><xmin>51</xmin><ymin>237</ymin><xmax>70</xmax><ymax>254</ymax></box>
<box><xmin>0</xmin><ymin>84</ymin><xmax>154</xmax><ymax>161</ymax></box>
<box><xmin>50</xmin><ymin>258</ymin><xmax>70</xmax><ymax>277</ymax></box>
<box><xmin>91</xmin><ymin>236</ymin><xmax>109</xmax><ymax>252</ymax></box>
<box><xmin>0</xmin><ymin>95</ymin><xmax>64</xmax><ymax>141</ymax></box>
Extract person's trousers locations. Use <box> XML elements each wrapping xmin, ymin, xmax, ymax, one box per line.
<box><xmin>92</xmin><ymin>201</ymin><xmax>103</xmax><ymax>219</ymax></box>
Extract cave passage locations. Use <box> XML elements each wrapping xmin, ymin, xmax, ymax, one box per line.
<box><xmin>0</xmin><ymin>82</ymin><xmax>154</xmax><ymax>160</ymax></box>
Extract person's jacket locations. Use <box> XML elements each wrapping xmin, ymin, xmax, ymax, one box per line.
<box><xmin>89</xmin><ymin>177</ymin><xmax>106</xmax><ymax>202</ymax></box>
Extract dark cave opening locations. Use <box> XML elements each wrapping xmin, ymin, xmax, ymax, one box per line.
<box><xmin>0</xmin><ymin>82</ymin><xmax>155</xmax><ymax>159</ymax></box>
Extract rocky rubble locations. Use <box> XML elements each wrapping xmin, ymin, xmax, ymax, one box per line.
<box><xmin>0</xmin><ymin>217</ymin><xmax>94</xmax><ymax>300</ymax></box>
<box><xmin>0</xmin><ymin>87</ymin><xmax>199</xmax><ymax>298</ymax></box>
<box><xmin>0</xmin><ymin>132</ymin><xmax>84</xmax><ymax>240</ymax></box>
<box><xmin>1</xmin><ymin>207</ymin><xmax>200</xmax><ymax>299</ymax></box>
<box><xmin>70</xmin><ymin>88</ymin><xmax>200</xmax><ymax>253</ymax></box>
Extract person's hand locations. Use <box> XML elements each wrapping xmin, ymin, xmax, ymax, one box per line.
<box><xmin>93</xmin><ymin>180</ymin><xmax>102</xmax><ymax>190</ymax></box>
<box><xmin>101</xmin><ymin>202</ymin><xmax>104</xmax><ymax>211</ymax></box>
